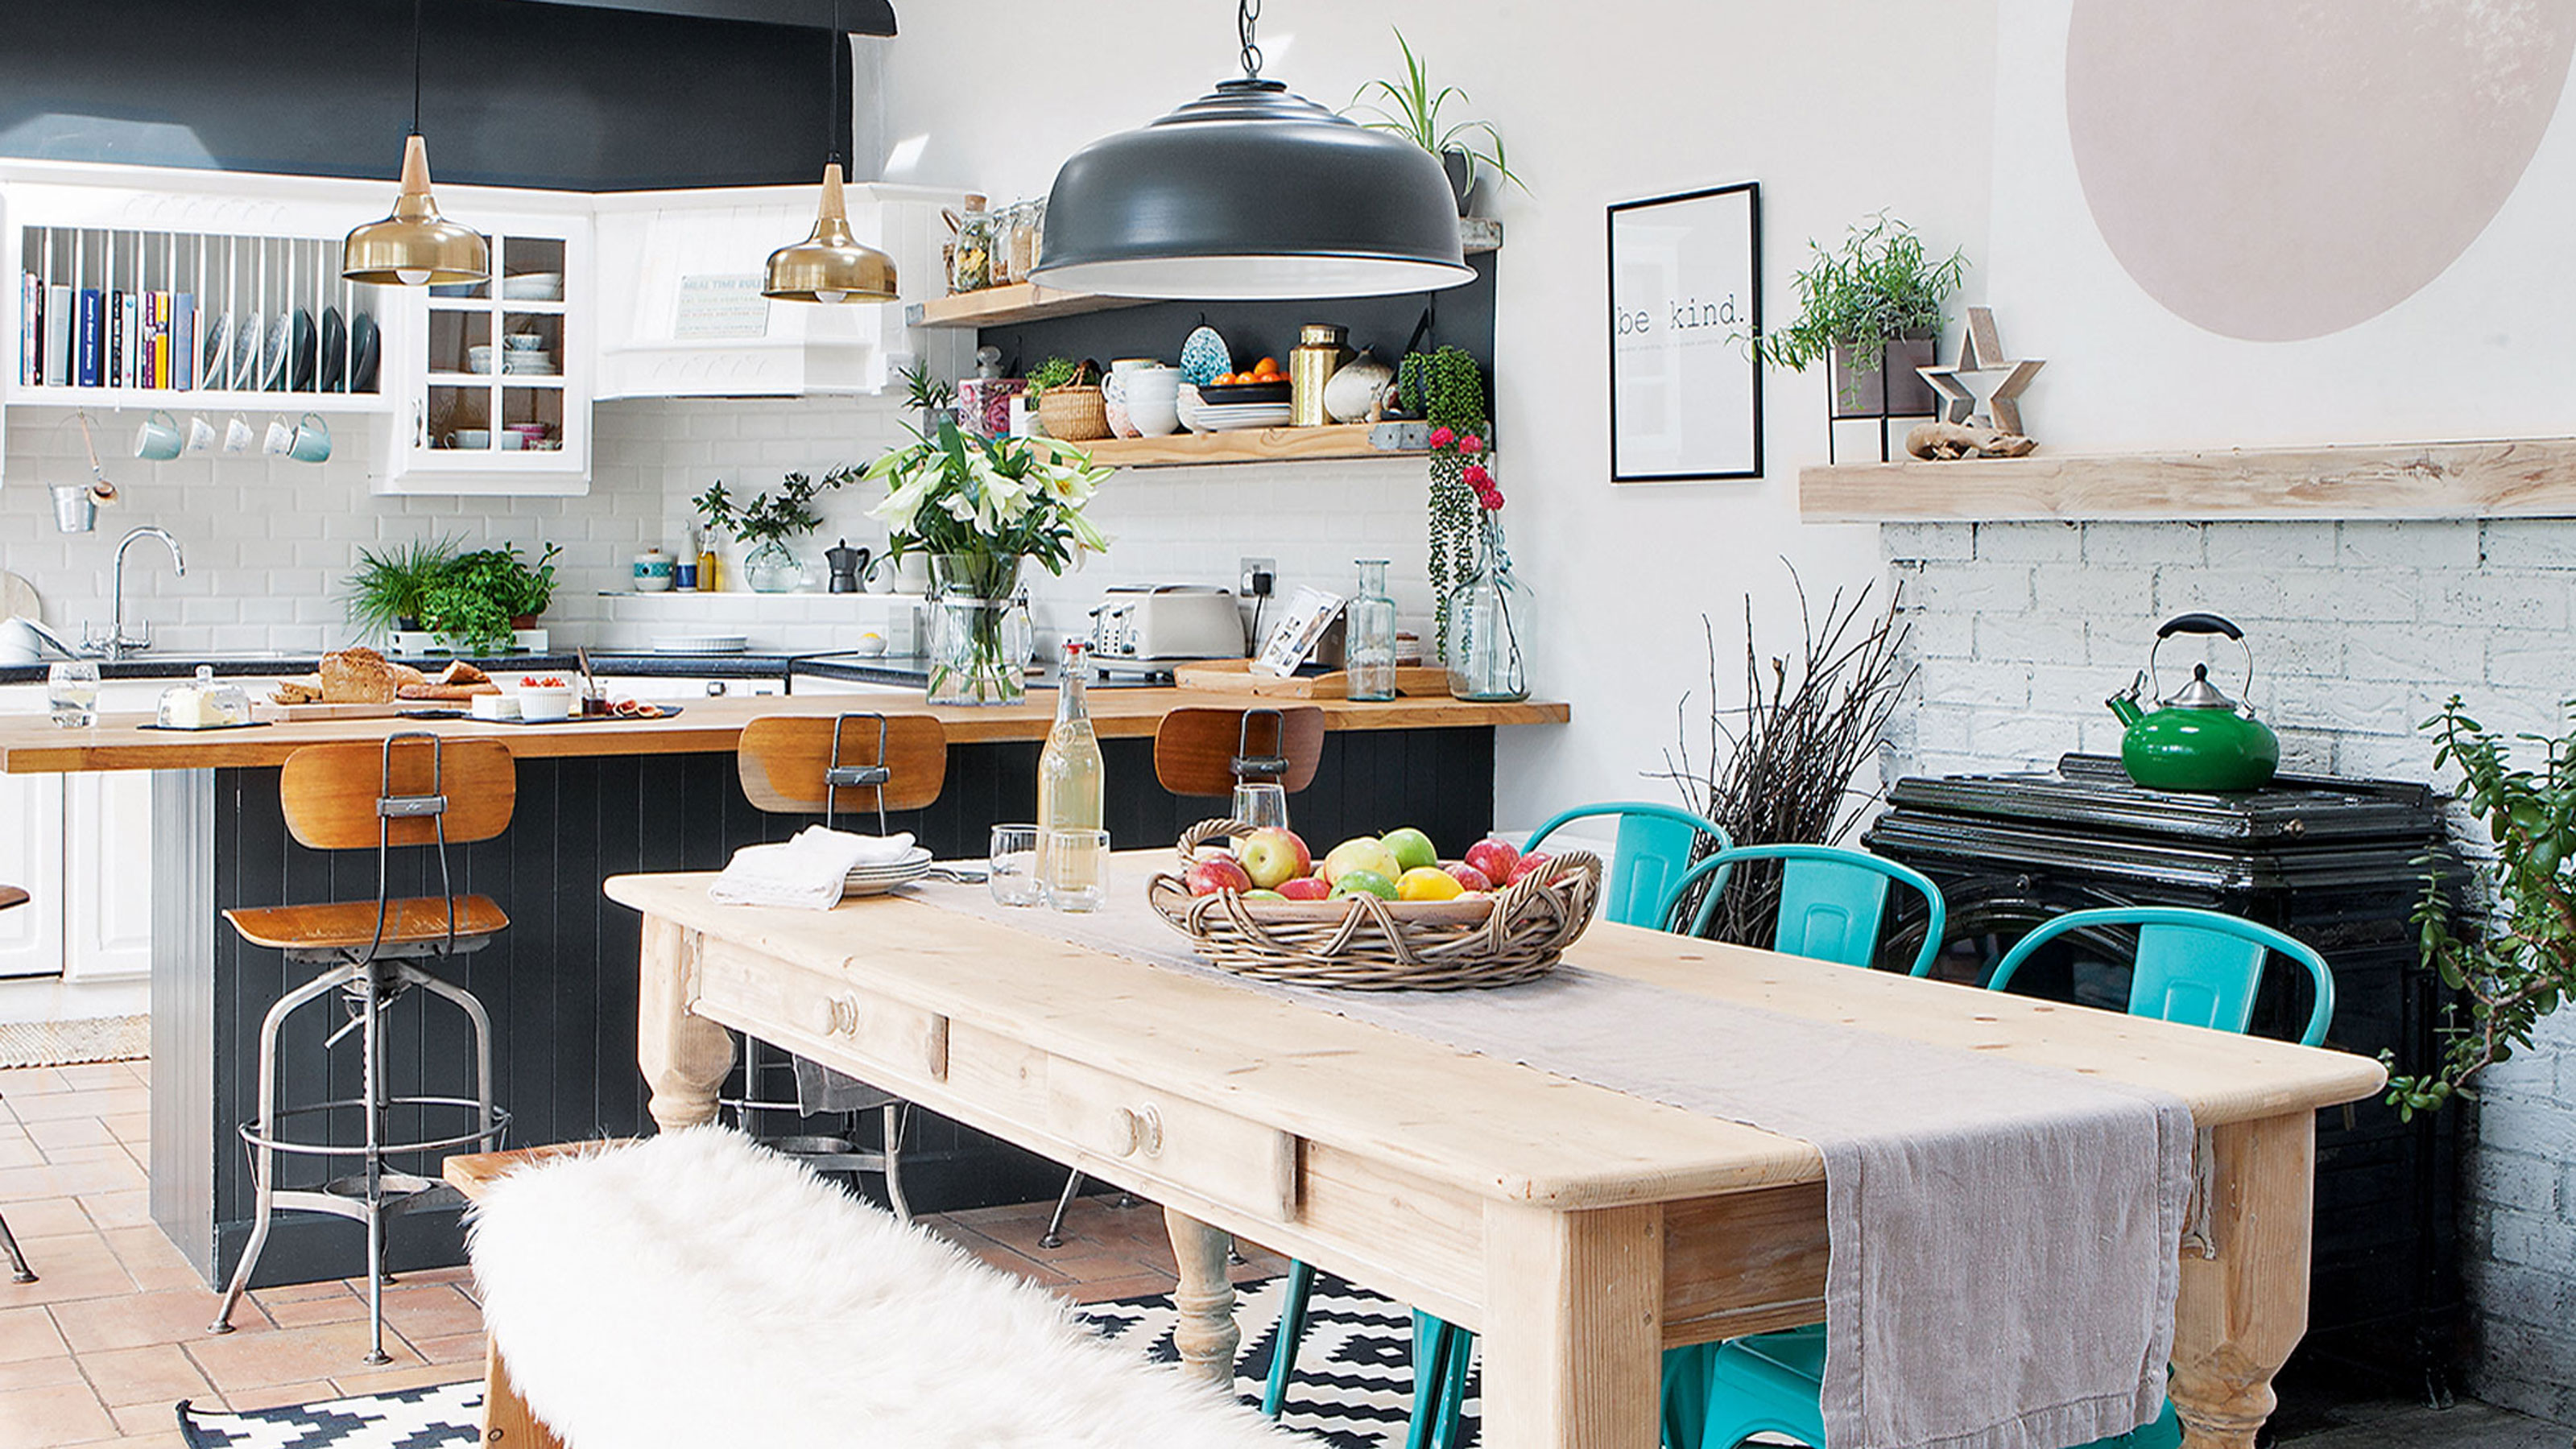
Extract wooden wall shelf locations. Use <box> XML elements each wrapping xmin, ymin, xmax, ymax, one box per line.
<box><xmin>1040</xmin><ymin>423</ymin><xmax>1421</xmax><ymax>469</ymax></box>
<box><xmin>1801</xmin><ymin>436</ymin><xmax>2576</xmax><ymax>522</ymax></box>
<box><xmin>907</xmin><ymin>219</ymin><xmax>1504</xmax><ymax>331</ymax></box>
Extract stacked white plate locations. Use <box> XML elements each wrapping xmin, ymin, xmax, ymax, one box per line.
<box><xmin>651</xmin><ymin>634</ymin><xmax>749</xmax><ymax>653</ymax></box>
<box><xmin>1177</xmin><ymin>385</ymin><xmax>1292</xmax><ymax>433</ymax></box>
<box><xmin>845</xmin><ymin>846</ymin><xmax>934</xmax><ymax>897</ymax></box>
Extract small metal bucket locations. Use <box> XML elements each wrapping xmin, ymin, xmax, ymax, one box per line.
<box><xmin>50</xmin><ymin>484</ymin><xmax>95</xmax><ymax>534</ymax></box>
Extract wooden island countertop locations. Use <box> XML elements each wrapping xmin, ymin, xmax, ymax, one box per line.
<box><xmin>0</xmin><ymin>690</ymin><xmax>1569</xmax><ymax>774</ymax></box>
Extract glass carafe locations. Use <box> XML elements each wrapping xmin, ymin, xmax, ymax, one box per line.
<box><xmin>1346</xmin><ymin>559</ymin><xmax>1398</xmax><ymax>702</ymax></box>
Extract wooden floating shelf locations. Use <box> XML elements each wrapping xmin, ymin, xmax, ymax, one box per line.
<box><xmin>1037</xmin><ymin>423</ymin><xmax>1423</xmax><ymax>469</ymax></box>
<box><xmin>908</xmin><ymin>219</ymin><xmax>1503</xmax><ymax>331</ymax></box>
<box><xmin>1801</xmin><ymin>435</ymin><xmax>2576</xmax><ymax>522</ymax></box>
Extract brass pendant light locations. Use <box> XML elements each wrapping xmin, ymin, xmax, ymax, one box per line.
<box><xmin>764</xmin><ymin>1</ymin><xmax>897</xmax><ymax>303</ymax></box>
<box><xmin>344</xmin><ymin>0</ymin><xmax>488</xmax><ymax>287</ymax></box>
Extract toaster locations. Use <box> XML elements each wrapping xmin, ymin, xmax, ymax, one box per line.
<box><xmin>1088</xmin><ymin>584</ymin><xmax>1245</xmax><ymax>663</ymax></box>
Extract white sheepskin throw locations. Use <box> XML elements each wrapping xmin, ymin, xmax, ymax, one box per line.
<box><xmin>468</xmin><ymin>1128</ymin><xmax>1311</xmax><ymax>1448</ymax></box>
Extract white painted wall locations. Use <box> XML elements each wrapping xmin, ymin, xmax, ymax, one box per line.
<box><xmin>879</xmin><ymin>0</ymin><xmax>1999</xmax><ymax>832</ymax></box>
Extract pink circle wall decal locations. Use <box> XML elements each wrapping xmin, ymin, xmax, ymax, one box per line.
<box><xmin>2065</xmin><ymin>0</ymin><xmax>2576</xmax><ymax>341</ymax></box>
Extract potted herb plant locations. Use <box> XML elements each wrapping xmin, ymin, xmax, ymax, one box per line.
<box><xmin>414</xmin><ymin>543</ymin><xmax>560</xmax><ymax>655</ymax></box>
<box><xmin>693</xmin><ymin>466</ymin><xmax>862</xmax><ymax>593</ymax></box>
<box><xmin>1350</xmin><ymin>28</ymin><xmax>1525</xmax><ymax>213</ymax></box>
<box><xmin>1757</xmin><ymin>213</ymin><xmax>1965</xmax><ymax>422</ymax></box>
<box><xmin>1028</xmin><ymin>356</ymin><xmax>1108</xmax><ymax>442</ymax></box>
<box><xmin>344</xmin><ymin>537</ymin><xmax>462</xmax><ymax>639</ymax></box>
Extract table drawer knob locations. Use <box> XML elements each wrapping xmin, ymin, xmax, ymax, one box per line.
<box><xmin>821</xmin><ymin>995</ymin><xmax>861</xmax><ymax>1036</ymax></box>
<box><xmin>1111</xmin><ymin>1104</ymin><xmax>1164</xmax><ymax>1159</ymax></box>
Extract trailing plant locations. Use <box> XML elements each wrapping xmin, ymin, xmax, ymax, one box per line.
<box><xmin>1398</xmin><ymin>346</ymin><xmax>1491</xmax><ymax>658</ymax></box>
<box><xmin>1651</xmin><ymin>567</ymin><xmax>1916</xmax><ymax>943</ymax></box>
<box><xmin>692</xmin><ymin>466</ymin><xmax>862</xmax><ymax>547</ymax></box>
<box><xmin>1348</xmin><ymin>28</ymin><xmax>1525</xmax><ymax>198</ymax></box>
<box><xmin>1756</xmin><ymin>213</ymin><xmax>1965</xmax><ymax>393</ymax></box>
<box><xmin>343</xmin><ymin>536</ymin><xmax>461</xmax><ymax>638</ymax></box>
<box><xmin>411</xmin><ymin>543</ymin><xmax>562</xmax><ymax>653</ymax></box>
<box><xmin>2386</xmin><ymin>697</ymin><xmax>2576</xmax><ymax>1119</ymax></box>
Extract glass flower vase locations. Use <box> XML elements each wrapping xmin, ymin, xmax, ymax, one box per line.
<box><xmin>928</xmin><ymin>553</ymin><xmax>1030</xmax><ymax>706</ymax></box>
<box><xmin>743</xmin><ymin>539</ymin><xmax>804</xmax><ymax>593</ymax></box>
<box><xmin>1446</xmin><ymin>518</ymin><xmax>1528</xmax><ymax>702</ymax></box>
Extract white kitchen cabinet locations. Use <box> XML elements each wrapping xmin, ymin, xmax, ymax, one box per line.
<box><xmin>61</xmin><ymin>772</ymin><xmax>154</xmax><ymax>981</ymax></box>
<box><xmin>0</xmin><ymin>773</ymin><xmax>65</xmax><ymax>980</ymax></box>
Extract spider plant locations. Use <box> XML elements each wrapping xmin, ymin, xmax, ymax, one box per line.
<box><xmin>1348</xmin><ymin>29</ymin><xmax>1525</xmax><ymax>200</ymax></box>
<box><xmin>343</xmin><ymin>536</ymin><xmax>461</xmax><ymax>638</ymax></box>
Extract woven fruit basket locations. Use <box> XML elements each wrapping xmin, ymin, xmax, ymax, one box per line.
<box><xmin>1146</xmin><ymin>819</ymin><xmax>1603</xmax><ymax>990</ymax></box>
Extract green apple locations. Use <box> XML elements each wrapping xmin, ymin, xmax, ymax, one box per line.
<box><xmin>1330</xmin><ymin>869</ymin><xmax>1399</xmax><ymax>901</ymax></box>
<box><xmin>1240</xmin><ymin>888</ymin><xmax>1287</xmax><ymax>902</ymax></box>
<box><xmin>1322</xmin><ymin>836</ymin><xmax>1403</xmax><ymax>884</ymax></box>
<box><xmin>1379</xmin><ymin>827</ymin><xmax>1437</xmax><ymax>874</ymax></box>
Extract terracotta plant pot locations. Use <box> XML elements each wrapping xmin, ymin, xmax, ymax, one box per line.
<box><xmin>1036</xmin><ymin>385</ymin><xmax>1111</xmax><ymax>442</ymax></box>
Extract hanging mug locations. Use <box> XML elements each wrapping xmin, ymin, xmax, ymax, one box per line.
<box><xmin>134</xmin><ymin>410</ymin><xmax>183</xmax><ymax>461</ymax></box>
<box><xmin>184</xmin><ymin>415</ymin><xmax>217</xmax><ymax>453</ymax></box>
<box><xmin>263</xmin><ymin>417</ymin><xmax>296</xmax><ymax>456</ymax></box>
<box><xmin>222</xmin><ymin>415</ymin><xmax>255</xmax><ymax>453</ymax></box>
<box><xmin>287</xmin><ymin>412</ymin><xmax>332</xmax><ymax>464</ymax></box>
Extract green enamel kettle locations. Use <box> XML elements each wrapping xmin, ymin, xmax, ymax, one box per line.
<box><xmin>2106</xmin><ymin>613</ymin><xmax>2281</xmax><ymax>792</ymax></box>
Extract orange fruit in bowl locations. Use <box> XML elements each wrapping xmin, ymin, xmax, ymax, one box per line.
<box><xmin>1396</xmin><ymin>866</ymin><xmax>1465</xmax><ymax>902</ymax></box>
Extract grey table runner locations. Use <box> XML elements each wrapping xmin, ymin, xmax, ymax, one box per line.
<box><xmin>888</xmin><ymin>873</ymin><xmax>2193</xmax><ymax>1449</ymax></box>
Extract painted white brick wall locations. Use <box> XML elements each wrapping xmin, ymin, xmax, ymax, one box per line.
<box><xmin>0</xmin><ymin>396</ymin><xmax>1433</xmax><ymax>658</ymax></box>
<box><xmin>1885</xmin><ymin>518</ymin><xmax>2576</xmax><ymax>1421</ymax></box>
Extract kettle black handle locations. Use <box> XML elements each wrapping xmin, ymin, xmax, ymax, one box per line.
<box><xmin>2156</xmin><ymin>612</ymin><xmax>2243</xmax><ymax>642</ymax></box>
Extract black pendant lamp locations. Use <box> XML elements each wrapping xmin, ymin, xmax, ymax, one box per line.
<box><xmin>343</xmin><ymin>0</ymin><xmax>488</xmax><ymax>287</ymax></box>
<box><xmin>1031</xmin><ymin>1</ymin><xmax>1473</xmax><ymax>300</ymax></box>
<box><xmin>764</xmin><ymin>0</ymin><xmax>898</xmax><ymax>303</ymax></box>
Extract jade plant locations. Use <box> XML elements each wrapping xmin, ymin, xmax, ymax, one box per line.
<box><xmin>1757</xmin><ymin>213</ymin><xmax>1965</xmax><ymax>394</ymax></box>
<box><xmin>2387</xmin><ymin>696</ymin><xmax>2576</xmax><ymax>1118</ymax></box>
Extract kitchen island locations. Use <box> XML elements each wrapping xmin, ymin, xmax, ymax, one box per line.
<box><xmin>0</xmin><ymin>691</ymin><xmax>1566</xmax><ymax>1290</ymax></box>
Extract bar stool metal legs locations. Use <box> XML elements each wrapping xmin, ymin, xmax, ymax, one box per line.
<box><xmin>0</xmin><ymin>1208</ymin><xmax>33</xmax><ymax>1282</ymax></box>
<box><xmin>207</xmin><ymin>953</ymin><xmax>509</xmax><ymax>1364</ymax></box>
<box><xmin>723</xmin><ymin>1034</ymin><xmax>912</xmax><ymax>1222</ymax></box>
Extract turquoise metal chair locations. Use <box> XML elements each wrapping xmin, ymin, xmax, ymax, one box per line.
<box><xmin>1266</xmin><ymin>803</ymin><xmax>1730</xmax><ymax>1438</ymax></box>
<box><xmin>1670</xmin><ymin>906</ymin><xmax>2335</xmax><ymax>1448</ymax></box>
<box><xmin>1524</xmin><ymin>801</ymin><xmax>1730</xmax><ymax>928</ymax></box>
<box><xmin>1659</xmin><ymin>843</ymin><xmax>1949</xmax><ymax>976</ymax></box>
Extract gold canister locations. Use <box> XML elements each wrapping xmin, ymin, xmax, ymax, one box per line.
<box><xmin>1289</xmin><ymin>323</ymin><xmax>1352</xmax><ymax>427</ymax></box>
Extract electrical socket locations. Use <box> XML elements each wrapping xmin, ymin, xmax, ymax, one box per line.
<box><xmin>1238</xmin><ymin>557</ymin><xmax>1276</xmax><ymax>597</ymax></box>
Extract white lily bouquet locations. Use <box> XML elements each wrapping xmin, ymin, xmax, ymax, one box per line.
<box><xmin>865</xmin><ymin>419</ymin><xmax>1113</xmax><ymax>704</ymax></box>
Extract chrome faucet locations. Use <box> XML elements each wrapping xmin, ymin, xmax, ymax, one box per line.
<box><xmin>99</xmin><ymin>526</ymin><xmax>186</xmax><ymax>660</ymax></box>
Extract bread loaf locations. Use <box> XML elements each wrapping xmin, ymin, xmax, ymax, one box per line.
<box><xmin>318</xmin><ymin>648</ymin><xmax>427</xmax><ymax>704</ymax></box>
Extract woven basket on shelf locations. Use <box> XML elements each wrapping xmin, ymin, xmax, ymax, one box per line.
<box><xmin>1035</xmin><ymin>385</ymin><xmax>1111</xmax><ymax>441</ymax></box>
<box><xmin>1146</xmin><ymin>819</ymin><xmax>1603</xmax><ymax>990</ymax></box>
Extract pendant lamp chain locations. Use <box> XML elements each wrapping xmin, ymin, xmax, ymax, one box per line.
<box><xmin>1237</xmin><ymin>0</ymin><xmax>1263</xmax><ymax>80</ymax></box>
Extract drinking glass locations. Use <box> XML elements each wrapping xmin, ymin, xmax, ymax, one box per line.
<box><xmin>1231</xmin><ymin>781</ymin><xmax>1289</xmax><ymax>832</ymax></box>
<box><xmin>1040</xmin><ymin>827</ymin><xmax>1110</xmax><ymax>914</ymax></box>
<box><xmin>47</xmin><ymin>661</ymin><xmax>101</xmax><ymax>727</ymax></box>
<box><xmin>988</xmin><ymin>824</ymin><xmax>1044</xmax><ymax>907</ymax></box>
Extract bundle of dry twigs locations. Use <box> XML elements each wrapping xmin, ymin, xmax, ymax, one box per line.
<box><xmin>1651</xmin><ymin>567</ymin><xmax>1915</xmax><ymax>944</ymax></box>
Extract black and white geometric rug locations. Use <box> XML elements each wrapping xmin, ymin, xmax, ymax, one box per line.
<box><xmin>176</xmin><ymin>1273</ymin><xmax>1481</xmax><ymax>1449</ymax></box>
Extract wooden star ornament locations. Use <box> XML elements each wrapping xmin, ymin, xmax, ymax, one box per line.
<box><xmin>1916</xmin><ymin>307</ymin><xmax>2045</xmax><ymax>435</ymax></box>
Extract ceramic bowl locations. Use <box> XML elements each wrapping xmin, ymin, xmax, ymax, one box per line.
<box><xmin>1127</xmin><ymin>391</ymin><xmax>1180</xmax><ymax>437</ymax></box>
<box><xmin>466</xmin><ymin>345</ymin><xmax>495</xmax><ymax>374</ymax></box>
<box><xmin>514</xmin><ymin>685</ymin><xmax>573</xmax><ymax>722</ymax></box>
<box><xmin>503</xmin><ymin>332</ymin><xmax>546</xmax><ymax>351</ymax></box>
<box><xmin>501</xmin><ymin>272</ymin><xmax>564</xmax><ymax>301</ymax></box>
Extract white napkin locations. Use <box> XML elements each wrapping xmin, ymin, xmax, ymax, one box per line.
<box><xmin>709</xmin><ymin>827</ymin><xmax>917</xmax><ymax>910</ymax></box>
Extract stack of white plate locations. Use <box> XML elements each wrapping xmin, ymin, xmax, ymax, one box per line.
<box><xmin>844</xmin><ymin>847</ymin><xmax>934</xmax><ymax>897</ymax></box>
<box><xmin>1176</xmin><ymin>385</ymin><xmax>1292</xmax><ymax>433</ymax></box>
<box><xmin>651</xmin><ymin>634</ymin><xmax>750</xmax><ymax>653</ymax></box>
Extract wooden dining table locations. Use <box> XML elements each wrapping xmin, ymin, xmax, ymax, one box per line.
<box><xmin>606</xmin><ymin>865</ymin><xmax>2386</xmax><ymax>1449</ymax></box>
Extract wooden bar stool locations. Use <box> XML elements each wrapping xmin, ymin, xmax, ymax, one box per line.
<box><xmin>732</xmin><ymin>713</ymin><xmax>947</xmax><ymax>1218</ymax></box>
<box><xmin>0</xmin><ymin>883</ymin><xmax>32</xmax><ymax>1282</ymax></box>
<box><xmin>1036</xmin><ymin>706</ymin><xmax>1325</xmax><ymax>1249</ymax></box>
<box><xmin>207</xmin><ymin>733</ymin><xmax>515</xmax><ymax>1363</ymax></box>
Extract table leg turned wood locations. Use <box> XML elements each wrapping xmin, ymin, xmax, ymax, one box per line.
<box><xmin>1478</xmin><ymin>1201</ymin><xmax>1664</xmax><ymax>1449</ymax></box>
<box><xmin>637</xmin><ymin>919</ymin><xmax>734</xmax><ymax>1133</ymax></box>
<box><xmin>2168</xmin><ymin>1112</ymin><xmax>2314</xmax><ymax>1449</ymax></box>
<box><xmin>1164</xmin><ymin>1206</ymin><xmax>1242</xmax><ymax>1391</ymax></box>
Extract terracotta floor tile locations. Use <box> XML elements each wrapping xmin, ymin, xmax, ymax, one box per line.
<box><xmin>51</xmin><ymin>1289</ymin><xmax>242</xmax><ymax>1355</ymax></box>
<box><xmin>0</xmin><ymin>1233</ymin><xmax>142</xmax><ymax>1310</ymax></box>
<box><xmin>105</xmin><ymin>1401</ymin><xmax>187</xmax><ymax>1438</ymax></box>
<box><xmin>386</xmin><ymin>1265</ymin><xmax>475</xmax><ymax>1288</ymax></box>
<box><xmin>0</xmin><ymin>1140</ymin><xmax>42</xmax><ymax>1170</ymax></box>
<box><xmin>0</xmin><ymin>1351</ymin><xmax>85</xmax><ymax>1392</ymax></box>
<box><xmin>100</xmin><ymin>1117</ymin><xmax>149</xmax><ymax>1150</ymax></box>
<box><xmin>0</xmin><ymin>1304</ymin><xmax>68</xmax><ymax>1363</ymax></box>
<box><xmin>409</xmin><ymin>1331</ymin><xmax>485</xmax><ymax>1365</ymax></box>
<box><xmin>78</xmin><ymin>1343</ymin><xmax>213</xmax><ymax>1406</ymax></box>
<box><xmin>78</xmin><ymin>1191</ymin><xmax>152</xmax><ymax>1230</ymax></box>
<box><xmin>0</xmin><ymin>1067</ymin><xmax>73</xmax><ymax>1098</ymax></box>
<box><xmin>25</xmin><ymin>1117</ymin><xmax>115</xmax><ymax>1153</ymax></box>
<box><xmin>98</xmin><ymin>1228</ymin><xmax>205</xmax><ymax>1295</ymax></box>
<box><xmin>0</xmin><ymin>1196</ymin><xmax>94</xmax><ymax>1239</ymax></box>
<box><xmin>214</xmin><ymin>1377</ymin><xmax>334</xmax><ymax>1412</ymax></box>
<box><xmin>52</xmin><ymin>1066</ymin><xmax>135</xmax><ymax>1093</ymax></box>
<box><xmin>1057</xmin><ymin>1270</ymin><xmax>1178</xmax><ymax>1306</ymax></box>
<box><xmin>952</xmin><ymin>1238</ymin><xmax>1073</xmax><ymax>1288</ymax></box>
<box><xmin>0</xmin><ymin>1158</ymin><xmax>146</xmax><ymax>1203</ymax></box>
<box><xmin>377</xmin><ymin>1285</ymin><xmax>482</xmax><ymax>1342</ymax></box>
<box><xmin>188</xmin><ymin>1321</ymin><xmax>417</xmax><ymax>1393</ymax></box>
<box><xmin>0</xmin><ymin>1381</ymin><xmax>118</xmax><ymax>1448</ymax></box>
<box><xmin>258</xmin><ymin>1294</ymin><xmax>365</xmax><ymax>1329</ymax></box>
<box><xmin>323</xmin><ymin>1360</ymin><xmax>478</xmax><ymax>1397</ymax></box>
<box><xmin>4</xmin><ymin>1086</ymin><xmax>146</xmax><ymax>1124</ymax></box>
<box><xmin>247</xmin><ymin>1281</ymin><xmax>354</xmax><ymax>1307</ymax></box>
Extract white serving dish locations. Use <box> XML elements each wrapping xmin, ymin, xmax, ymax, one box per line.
<box><xmin>502</xmin><ymin>272</ymin><xmax>565</xmax><ymax>301</ymax></box>
<box><xmin>514</xmin><ymin>685</ymin><xmax>574</xmax><ymax>722</ymax></box>
<box><xmin>651</xmin><ymin>634</ymin><xmax>750</xmax><ymax>654</ymax></box>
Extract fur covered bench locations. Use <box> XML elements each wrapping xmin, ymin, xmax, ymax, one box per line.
<box><xmin>465</xmin><ymin>1128</ymin><xmax>1305</xmax><ymax>1448</ymax></box>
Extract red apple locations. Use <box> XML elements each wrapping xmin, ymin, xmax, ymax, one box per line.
<box><xmin>1464</xmin><ymin>839</ymin><xmax>1520</xmax><ymax>886</ymax></box>
<box><xmin>1238</xmin><ymin>828</ymin><xmax>1312</xmax><ymax>890</ymax></box>
<box><xmin>1186</xmin><ymin>856</ymin><xmax>1255</xmax><ymax>896</ymax></box>
<box><xmin>1507</xmin><ymin>852</ymin><xmax>1554</xmax><ymax>885</ymax></box>
<box><xmin>1277</xmin><ymin>875</ymin><xmax>1333</xmax><ymax>901</ymax></box>
<box><xmin>1444</xmin><ymin>861</ymin><xmax>1495</xmax><ymax>893</ymax></box>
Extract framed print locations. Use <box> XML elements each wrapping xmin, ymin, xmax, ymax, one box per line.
<box><xmin>1608</xmin><ymin>181</ymin><xmax>1763</xmax><ymax>481</ymax></box>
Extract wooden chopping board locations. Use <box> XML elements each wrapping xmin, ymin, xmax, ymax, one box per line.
<box><xmin>1172</xmin><ymin>658</ymin><xmax>1448</xmax><ymax>700</ymax></box>
<box><xmin>249</xmin><ymin>700</ymin><xmax>411</xmax><ymax>722</ymax></box>
<box><xmin>1</xmin><ymin>571</ymin><xmax>39</xmax><ymax>623</ymax></box>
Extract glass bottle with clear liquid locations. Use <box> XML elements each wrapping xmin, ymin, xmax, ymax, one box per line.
<box><xmin>1345</xmin><ymin>559</ymin><xmax>1399</xmax><ymax>702</ymax></box>
<box><xmin>1037</xmin><ymin>642</ymin><xmax>1107</xmax><ymax>908</ymax></box>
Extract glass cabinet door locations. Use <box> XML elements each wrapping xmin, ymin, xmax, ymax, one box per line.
<box><xmin>410</xmin><ymin>230</ymin><xmax>581</xmax><ymax>477</ymax></box>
